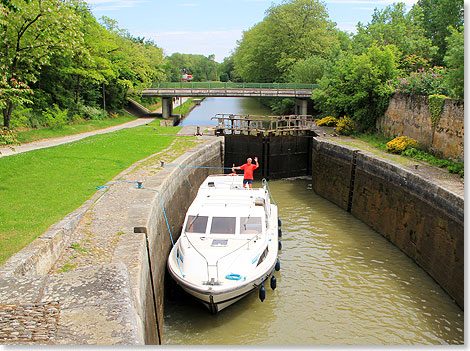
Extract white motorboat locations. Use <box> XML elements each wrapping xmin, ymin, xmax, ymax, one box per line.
<box><xmin>167</xmin><ymin>174</ymin><xmax>281</xmax><ymax>313</ymax></box>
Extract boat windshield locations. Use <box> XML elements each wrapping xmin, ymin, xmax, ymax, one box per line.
<box><xmin>210</xmin><ymin>217</ymin><xmax>236</xmax><ymax>234</ymax></box>
<box><xmin>240</xmin><ymin>217</ymin><xmax>262</xmax><ymax>234</ymax></box>
<box><xmin>185</xmin><ymin>215</ymin><xmax>208</xmax><ymax>233</ymax></box>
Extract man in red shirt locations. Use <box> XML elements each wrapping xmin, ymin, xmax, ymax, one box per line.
<box><xmin>232</xmin><ymin>157</ymin><xmax>259</xmax><ymax>189</ymax></box>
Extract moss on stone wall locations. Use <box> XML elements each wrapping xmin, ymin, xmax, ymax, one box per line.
<box><xmin>428</xmin><ymin>94</ymin><xmax>447</xmax><ymax>128</ymax></box>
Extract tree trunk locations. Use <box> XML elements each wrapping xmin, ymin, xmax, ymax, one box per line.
<box><xmin>2</xmin><ymin>102</ymin><xmax>13</xmax><ymax>129</ymax></box>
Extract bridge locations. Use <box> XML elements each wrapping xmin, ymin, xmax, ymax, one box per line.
<box><xmin>141</xmin><ymin>82</ymin><xmax>317</xmax><ymax>119</ymax></box>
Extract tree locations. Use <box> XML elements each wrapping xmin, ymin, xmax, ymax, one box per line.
<box><xmin>165</xmin><ymin>53</ymin><xmax>219</xmax><ymax>82</ymax></box>
<box><xmin>444</xmin><ymin>26</ymin><xmax>464</xmax><ymax>100</ymax></box>
<box><xmin>0</xmin><ymin>0</ymin><xmax>83</xmax><ymax>128</ymax></box>
<box><xmin>286</xmin><ymin>56</ymin><xmax>326</xmax><ymax>83</ymax></box>
<box><xmin>313</xmin><ymin>45</ymin><xmax>400</xmax><ymax>129</ymax></box>
<box><xmin>417</xmin><ymin>0</ymin><xmax>464</xmax><ymax>65</ymax></box>
<box><xmin>353</xmin><ymin>3</ymin><xmax>436</xmax><ymax>73</ymax></box>
<box><xmin>233</xmin><ymin>0</ymin><xmax>337</xmax><ymax>82</ymax></box>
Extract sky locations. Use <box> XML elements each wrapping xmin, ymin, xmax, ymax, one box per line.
<box><xmin>86</xmin><ymin>0</ymin><xmax>421</xmax><ymax>62</ymax></box>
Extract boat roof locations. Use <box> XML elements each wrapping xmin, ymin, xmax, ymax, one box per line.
<box><xmin>187</xmin><ymin>175</ymin><xmax>267</xmax><ymax>217</ymax></box>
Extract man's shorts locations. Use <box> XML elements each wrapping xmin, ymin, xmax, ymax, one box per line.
<box><xmin>243</xmin><ymin>179</ymin><xmax>253</xmax><ymax>185</ymax></box>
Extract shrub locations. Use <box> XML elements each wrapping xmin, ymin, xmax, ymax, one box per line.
<box><xmin>0</xmin><ymin>128</ymin><xmax>19</xmax><ymax>148</ymax></box>
<box><xmin>392</xmin><ymin>67</ymin><xmax>450</xmax><ymax>96</ymax></box>
<box><xmin>336</xmin><ymin>116</ymin><xmax>356</xmax><ymax>136</ymax></box>
<box><xmin>42</xmin><ymin>104</ymin><xmax>68</xmax><ymax>129</ymax></box>
<box><xmin>69</xmin><ymin>114</ymin><xmax>85</xmax><ymax>124</ymax></box>
<box><xmin>386</xmin><ymin>136</ymin><xmax>419</xmax><ymax>154</ymax></box>
<box><xmin>316</xmin><ymin>116</ymin><xmax>338</xmax><ymax>127</ymax></box>
<box><xmin>402</xmin><ymin>147</ymin><xmax>464</xmax><ymax>178</ymax></box>
<box><xmin>80</xmin><ymin>105</ymin><xmax>108</xmax><ymax>120</ymax></box>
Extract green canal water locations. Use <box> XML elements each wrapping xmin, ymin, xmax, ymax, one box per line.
<box><xmin>165</xmin><ymin>98</ymin><xmax>463</xmax><ymax>345</ymax></box>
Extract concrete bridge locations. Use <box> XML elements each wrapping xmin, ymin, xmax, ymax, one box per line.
<box><xmin>141</xmin><ymin>82</ymin><xmax>317</xmax><ymax>118</ymax></box>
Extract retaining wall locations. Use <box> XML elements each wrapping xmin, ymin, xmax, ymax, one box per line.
<box><xmin>116</xmin><ymin>139</ymin><xmax>223</xmax><ymax>343</ymax></box>
<box><xmin>377</xmin><ymin>94</ymin><xmax>464</xmax><ymax>161</ymax></box>
<box><xmin>311</xmin><ymin>137</ymin><xmax>464</xmax><ymax>309</ymax></box>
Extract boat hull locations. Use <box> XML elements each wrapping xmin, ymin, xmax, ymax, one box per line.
<box><xmin>169</xmin><ymin>260</ymin><xmax>276</xmax><ymax>313</ymax></box>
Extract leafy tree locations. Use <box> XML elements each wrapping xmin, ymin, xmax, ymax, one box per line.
<box><xmin>233</xmin><ymin>0</ymin><xmax>337</xmax><ymax>82</ymax></box>
<box><xmin>218</xmin><ymin>56</ymin><xmax>240</xmax><ymax>82</ymax></box>
<box><xmin>312</xmin><ymin>45</ymin><xmax>400</xmax><ymax>129</ymax></box>
<box><xmin>353</xmin><ymin>3</ymin><xmax>436</xmax><ymax>73</ymax></box>
<box><xmin>286</xmin><ymin>56</ymin><xmax>326</xmax><ymax>83</ymax></box>
<box><xmin>165</xmin><ymin>53</ymin><xmax>219</xmax><ymax>82</ymax></box>
<box><xmin>444</xmin><ymin>26</ymin><xmax>464</xmax><ymax>100</ymax></box>
<box><xmin>0</xmin><ymin>0</ymin><xmax>83</xmax><ymax>128</ymax></box>
<box><xmin>417</xmin><ymin>0</ymin><xmax>464</xmax><ymax>65</ymax></box>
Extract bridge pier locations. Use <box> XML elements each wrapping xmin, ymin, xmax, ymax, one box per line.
<box><xmin>162</xmin><ymin>97</ymin><xmax>173</xmax><ymax>119</ymax></box>
<box><xmin>295</xmin><ymin>98</ymin><xmax>308</xmax><ymax>115</ymax></box>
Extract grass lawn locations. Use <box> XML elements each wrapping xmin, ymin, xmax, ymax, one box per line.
<box><xmin>0</xmin><ymin>119</ymin><xmax>188</xmax><ymax>265</ymax></box>
<box><xmin>15</xmin><ymin>112</ymin><xmax>137</xmax><ymax>144</ymax></box>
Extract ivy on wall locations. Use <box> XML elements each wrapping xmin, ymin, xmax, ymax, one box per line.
<box><xmin>428</xmin><ymin>94</ymin><xmax>448</xmax><ymax>128</ymax></box>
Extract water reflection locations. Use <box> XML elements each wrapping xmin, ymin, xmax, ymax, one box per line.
<box><xmin>178</xmin><ymin>97</ymin><xmax>272</xmax><ymax>126</ymax></box>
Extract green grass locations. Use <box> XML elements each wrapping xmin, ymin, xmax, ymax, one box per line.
<box><xmin>173</xmin><ymin>98</ymin><xmax>196</xmax><ymax>117</ymax></box>
<box><xmin>15</xmin><ymin>112</ymin><xmax>137</xmax><ymax>144</ymax></box>
<box><xmin>350</xmin><ymin>132</ymin><xmax>464</xmax><ymax>177</ymax></box>
<box><xmin>350</xmin><ymin>133</ymin><xmax>389</xmax><ymax>151</ymax></box>
<box><xmin>0</xmin><ymin>119</ymin><xmax>184</xmax><ymax>265</ymax></box>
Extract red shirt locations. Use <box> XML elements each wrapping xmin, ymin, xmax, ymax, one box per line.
<box><xmin>240</xmin><ymin>163</ymin><xmax>258</xmax><ymax>180</ymax></box>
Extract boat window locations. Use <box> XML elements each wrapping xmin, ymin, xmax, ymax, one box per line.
<box><xmin>240</xmin><ymin>217</ymin><xmax>262</xmax><ymax>234</ymax></box>
<box><xmin>210</xmin><ymin>217</ymin><xmax>236</xmax><ymax>234</ymax></box>
<box><xmin>185</xmin><ymin>215</ymin><xmax>208</xmax><ymax>233</ymax></box>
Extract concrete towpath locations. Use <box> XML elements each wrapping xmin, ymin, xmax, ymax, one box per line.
<box><xmin>0</xmin><ymin>118</ymin><xmax>156</xmax><ymax>158</ymax></box>
<box><xmin>0</xmin><ymin>97</ymin><xmax>195</xmax><ymax>158</ymax></box>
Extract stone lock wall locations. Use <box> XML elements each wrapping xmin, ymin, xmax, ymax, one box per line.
<box><xmin>0</xmin><ymin>138</ymin><xmax>224</xmax><ymax>345</ymax></box>
<box><xmin>377</xmin><ymin>94</ymin><xmax>464</xmax><ymax>161</ymax></box>
<box><xmin>311</xmin><ymin>138</ymin><xmax>464</xmax><ymax>309</ymax></box>
<box><xmin>125</xmin><ymin>139</ymin><xmax>223</xmax><ymax>343</ymax></box>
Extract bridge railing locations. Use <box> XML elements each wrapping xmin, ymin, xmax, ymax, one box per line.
<box><xmin>149</xmin><ymin>82</ymin><xmax>317</xmax><ymax>91</ymax></box>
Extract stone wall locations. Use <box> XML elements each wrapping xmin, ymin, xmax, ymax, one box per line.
<box><xmin>123</xmin><ymin>139</ymin><xmax>223</xmax><ymax>343</ymax></box>
<box><xmin>311</xmin><ymin>137</ymin><xmax>464</xmax><ymax>309</ymax></box>
<box><xmin>377</xmin><ymin>94</ymin><xmax>464</xmax><ymax>161</ymax></box>
<box><xmin>0</xmin><ymin>138</ymin><xmax>224</xmax><ymax>345</ymax></box>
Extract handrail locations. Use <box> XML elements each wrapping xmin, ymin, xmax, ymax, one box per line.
<box><xmin>149</xmin><ymin>82</ymin><xmax>317</xmax><ymax>91</ymax></box>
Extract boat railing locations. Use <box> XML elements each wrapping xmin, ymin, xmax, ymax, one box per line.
<box><xmin>182</xmin><ymin>232</ymin><xmax>211</xmax><ymax>282</ymax></box>
<box><xmin>214</xmin><ymin>234</ymin><xmax>261</xmax><ymax>282</ymax></box>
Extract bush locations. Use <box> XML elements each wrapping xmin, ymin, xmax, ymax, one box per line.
<box><xmin>386</xmin><ymin>136</ymin><xmax>419</xmax><ymax>154</ymax></box>
<box><xmin>316</xmin><ymin>116</ymin><xmax>338</xmax><ymax>127</ymax></box>
<box><xmin>42</xmin><ymin>104</ymin><xmax>68</xmax><ymax>129</ymax></box>
<box><xmin>80</xmin><ymin>105</ymin><xmax>108</xmax><ymax>120</ymax></box>
<box><xmin>69</xmin><ymin>114</ymin><xmax>85</xmax><ymax>124</ymax></box>
<box><xmin>0</xmin><ymin>128</ymin><xmax>19</xmax><ymax>147</ymax></box>
<box><xmin>392</xmin><ymin>67</ymin><xmax>450</xmax><ymax>96</ymax></box>
<box><xmin>336</xmin><ymin>116</ymin><xmax>356</xmax><ymax>135</ymax></box>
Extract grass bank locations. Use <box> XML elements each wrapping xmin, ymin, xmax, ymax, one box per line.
<box><xmin>0</xmin><ymin>119</ymin><xmax>195</xmax><ymax>265</ymax></box>
<box><xmin>174</xmin><ymin>98</ymin><xmax>198</xmax><ymax>117</ymax></box>
<box><xmin>15</xmin><ymin>112</ymin><xmax>137</xmax><ymax>144</ymax></box>
<box><xmin>351</xmin><ymin>133</ymin><xmax>464</xmax><ymax>177</ymax></box>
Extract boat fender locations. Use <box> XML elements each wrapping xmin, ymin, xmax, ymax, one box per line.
<box><xmin>278</xmin><ymin>240</ymin><xmax>282</xmax><ymax>250</ymax></box>
<box><xmin>226</xmin><ymin>273</ymin><xmax>243</xmax><ymax>280</ymax></box>
<box><xmin>270</xmin><ymin>275</ymin><xmax>277</xmax><ymax>290</ymax></box>
<box><xmin>275</xmin><ymin>259</ymin><xmax>281</xmax><ymax>271</ymax></box>
<box><xmin>278</xmin><ymin>218</ymin><xmax>282</xmax><ymax>227</ymax></box>
<box><xmin>278</xmin><ymin>228</ymin><xmax>282</xmax><ymax>237</ymax></box>
<box><xmin>259</xmin><ymin>284</ymin><xmax>266</xmax><ymax>302</ymax></box>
